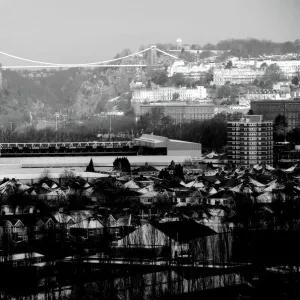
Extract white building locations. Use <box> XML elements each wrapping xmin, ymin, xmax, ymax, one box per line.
<box><xmin>231</xmin><ymin>59</ymin><xmax>257</xmax><ymax>68</ymax></box>
<box><xmin>130</xmin><ymin>81</ymin><xmax>145</xmax><ymax>91</ymax></box>
<box><xmin>220</xmin><ymin>59</ymin><xmax>300</xmax><ymax>82</ymax></box>
<box><xmin>275</xmin><ymin>60</ymin><xmax>300</xmax><ymax>79</ymax></box>
<box><xmin>212</xmin><ymin>68</ymin><xmax>265</xmax><ymax>85</ymax></box>
<box><xmin>244</xmin><ymin>90</ymin><xmax>291</xmax><ymax>100</ymax></box>
<box><xmin>132</xmin><ymin>86</ymin><xmax>207</xmax><ymax>103</ymax></box>
<box><xmin>239</xmin><ymin>98</ymin><xmax>250</xmax><ymax>106</ymax></box>
<box><xmin>254</xmin><ymin>60</ymin><xmax>300</xmax><ymax>78</ymax></box>
<box><xmin>94</xmin><ymin>111</ymin><xmax>124</xmax><ymax>118</ymax></box>
<box><xmin>168</xmin><ymin>60</ymin><xmax>218</xmax><ymax>78</ymax></box>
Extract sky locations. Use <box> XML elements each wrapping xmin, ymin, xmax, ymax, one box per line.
<box><xmin>0</xmin><ymin>0</ymin><xmax>299</xmax><ymax>66</ymax></box>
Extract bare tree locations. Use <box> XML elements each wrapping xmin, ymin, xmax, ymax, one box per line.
<box><xmin>59</xmin><ymin>169</ymin><xmax>77</xmax><ymax>186</ymax></box>
<box><xmin>39</xmin><ymin>168</ymin><xmax>52</xmax><ymax>183</ymax></box>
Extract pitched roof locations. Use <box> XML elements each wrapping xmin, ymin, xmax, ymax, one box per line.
<box><xmin>154</xmin><ymin>221</ymin><xmax>216</xmax><ymax>243</ymax></box>
<box><xmin>123</xmin><ymin>180</ymin><xmax>140</xmax><ymax>189</ymax></box>
<box><xmin>207</xmin><ymin>190</ymin><xmax>234</xmax><ymax>199</ymax></box>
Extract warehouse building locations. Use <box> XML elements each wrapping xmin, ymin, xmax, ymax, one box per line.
<box><xmin>135</xmin><ymin>134</ymin><xmax>202</xmax><ymax>158</ymax></box>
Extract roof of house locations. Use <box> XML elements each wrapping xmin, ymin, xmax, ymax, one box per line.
<box><xmin>154</xmin><ymin>220</ymin><xmax>216</xmax><ymax>243</ymax></box>
<box><xmin>207</xmin><ymin>190</ymin><xmax>234</xmax><ymax>199</ymax></box>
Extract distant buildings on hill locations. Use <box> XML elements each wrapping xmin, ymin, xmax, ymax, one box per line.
<box><xmin>94</xmin><ymin>111</ymin><xmax>124</xmax><ymax>117</ymax></box>
<box><xmin>136</xmin><ymin>101</ymin><xmax>215</xmax><ymax>124</ymax></box>
<box><xmin>251</xmin><ymin>99</ymin><xmax>300</xmax><ymax>131</ymax></box>
<box><xmin>168</xmin><ymin>60</ymin><xmax>220</xmax><ymax>78</ymax></box>
<box><xmin>211</xmin><ymin>59</ymin><xmax>300</xmax><ymax>86</ymax></box>
<box><xmin>244</xmin><ymin>89</ymin><xmax>291</xmax><ymax>101</ymax></box>
<box><xmin>212</xmin><ymin>68</ymin><xmax>265</xmax><ymax>85</ymax></box>
<box><xmin>132</xmin><ymin>86</ymin><xmax>207</xmax><ymax>103</ymax></box>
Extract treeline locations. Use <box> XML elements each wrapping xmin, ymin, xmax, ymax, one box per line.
<box><xmin>137</xmin><ymin>108</ymin><xmax>239</xmax><ymax>150</ymax></box>
<box><xmin>151</xmin><ymin>38</ymin><xmax>300</xmax><ymax>57</ymax></box>
<box><xmin>0</xmin><ymin>125</ymin><xmax>96</xmax><ymax>143</ymax></box>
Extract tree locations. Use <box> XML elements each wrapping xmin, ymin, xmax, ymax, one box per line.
<box><xmin>59</xmin><ymin>169</ymin><xmax>77</xmax><ymax>186</ymax></box>
<box><xmin>172</xmin><ymin>92</ymin><xmax>180</xmax><ymax>100</ymax></box>
<box><xmin>225</xmin><ymin>61</ymin><xmax>233</xmax><ymax>69</ymax></box>
<box><xmin>137</xmin><ymin>107</ymin><xmax>173</xmax><ymax>136</ymax></box>
<box><xmin>156</xmin><ymin>190</ymin><xmax>171</xmax><ymax>205</ymax></box>
<box><xmin>114</xmin><ymin>48</ymin><xmax>132</xmax><ymax>59</ymax></box>
<box><xmin>253</xmin><ymin>79</ymin><xmax>259</xmax><ymax>86</ymax></box>
<box><xmin>292</xmin><ymin>76</ymin><xmax>299</xmax><ymax>86</ymax></box>
<box><xmin>124</xmin><ymin>108</ymin><xmax>135</xmax><ymax>117</ymax></box>
<box><xmin>150</xmin><ymin>70</ymin><xmax>169</xmax><ymax>86</ymax></box>
<box><xmin>113</xmin><ymin>157</ymin><xmax>131</xmax><ymax>173</ymax></box>
<box><xmin>191</xmin><ymin>44</ymin><xmax>201</xmax><ymax>50</ymax></box>
<box><xmin>171</xmin><ymin>73</ymin><xmax>186</xmax><ymax>87</ymax></box>
<box><xmin>179</xmin><ymin>51</ymin><xmax>196</xmax><ymax>62</ymax></box>
<box><xmin>260</xmin><ymin>62</ymin><xmax>268</xmax><ymax>69</ymax></box>
<box><xmin>158</xmin><ymin>168</ymin><xmax>170</xmax><ymax>180</ymax></box>
<box><xmin>216</xmin><ymin>85</ymin><xmax>231</xmax><ymax>98</ymax></box>
<box><xmin>264</xmin><ymin>64</ymin><xmax>283</xmax><ymax>83</ymax></box>
<box><xmin>273</xmin><ymin>114</ymin><xmax>288</xmax><ymax>142</ymax></box>
<box><xmin>174</xmin><ymin>164</ymin><xmax>184</xmax><ymax>180</ymax></box>
<box><xmin>287</xmin><ymin>126</ymin><xmax>300</xmax><ymax>144</ymax></box>
<box><xmin>199</xmin><ymin>51</ymin><xmax>213</xmax><ymax>59</ymax></box>
<box><xmin>39</xmin><ymin>169</ymin><xmax>52</xmax><ymax>183</ymax></box>
<box><xmin>86</xmin><ymin>158</ymin><xmax>95</xmax><ymax>172</ymax></box>
<box><xmin>202</xmin><ymin>43</ymin><xmax>216</xmax><ymax>50</ymax></box>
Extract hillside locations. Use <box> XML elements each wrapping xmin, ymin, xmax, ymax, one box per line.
<box><xmin>5</xmin><ymin>39</ymin><xmax>296</xmax><ymax>124</ymax></box>
<box><xmin>0</xmin><ymin>64</ymin><xmax>141</xmax><ymax>122</ymax></box>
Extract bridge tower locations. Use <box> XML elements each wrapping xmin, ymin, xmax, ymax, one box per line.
<box><xmin>150</xmin><ymin>46</ymin><xmax>158</xmax><ymax>66</ymax></box>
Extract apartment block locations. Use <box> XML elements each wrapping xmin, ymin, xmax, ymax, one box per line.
<box><xmin>227</xmin><ymin>115</ymin><xmax>273</xmax><ymax>167</ymax></box>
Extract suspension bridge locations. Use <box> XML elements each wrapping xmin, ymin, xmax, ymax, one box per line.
<box><xmin>0</xmin><ymin>46</ymin><xmax>178</xmax><ymax>69</ymax></box>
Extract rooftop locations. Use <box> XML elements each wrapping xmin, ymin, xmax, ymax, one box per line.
<box><xmin>155</xmin><ymin>220</ymin><xmax>216</xmax><ymax>243</ymax></box>
<box><xmin>140</xmin><ymin>101</ymin><xmax>215</xmax><ymax>107</ymax></box>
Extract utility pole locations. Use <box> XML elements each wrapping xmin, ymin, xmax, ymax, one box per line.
<box><xmin>0</xmin><ymin>122</ymin><xmax>3</xmax><ymax>143</ymax></box>
<box><xmin>179</xmin><ymin>109</ymin><xmax>182</xmax><ymax>138</ymax></box>
<box><xmin>9</xmin><ymin>122</ymin><xmax>13</xmax><ymax>143</ymax></box>
<box><xmin>109</xmin><ymin>114</ymin><xmax>112</xmax><ymax>142</ymax></box>
<box><xmin>55</xmin><ymin>112</ymin><xmax>59</xmax><ymax>132</ymax></box>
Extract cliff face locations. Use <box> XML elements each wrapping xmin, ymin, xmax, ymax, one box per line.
<box><xmin>71</xmin><ymin>74</ymin><xmax>110</xmax><ymax>118</ymax></box>
<box><xmin>71</xmin><ymin>69</ymin><xmax>135</xmax><ymax>118</ymax></box>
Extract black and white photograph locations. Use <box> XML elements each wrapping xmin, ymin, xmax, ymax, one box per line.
<box><xmin>0</xmin><ymin>0</ymin><xmax>299</xmax><ymax>299</ymax></box>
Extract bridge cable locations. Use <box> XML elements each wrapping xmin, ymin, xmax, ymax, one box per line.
<box><xmin>0</xmin><ymin>47</ymin><xmax>151</xmax><ymax>67</ymax></box>
<box><xmin>156</xmin><ymin>48</ymin><xmax>179</xmax><ymax>59</ymax></box>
